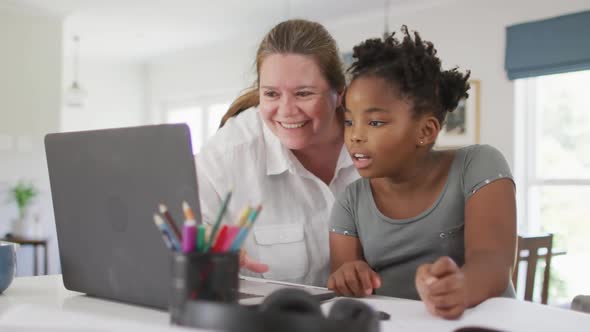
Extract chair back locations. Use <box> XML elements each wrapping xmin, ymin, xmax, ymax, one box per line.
<box><xmin>512</xmin><ymin>233</ymin><xmax>553</xmax><ymax>304</ymax></box>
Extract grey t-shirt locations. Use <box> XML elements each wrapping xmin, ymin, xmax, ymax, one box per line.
<box><xmin>329</xmin><ymin>144</ymin><xmax>516</xmax><ymax>300</ymax></box>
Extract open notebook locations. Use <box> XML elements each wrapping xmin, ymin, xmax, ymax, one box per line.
<box><xmin>320</xmin><ymin>296</ymin><xmax>590</xmax><ymax>332</ymax></box>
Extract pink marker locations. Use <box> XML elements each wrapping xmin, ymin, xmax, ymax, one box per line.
<box><xmin>220</xmin><ymin>225</ymin><xmax>241</xmax><ymax>252</ymax></box>
<box><xmin>181</xmin><ymin>201</ymin><xmax>197</xmax><ymax>253</ymax></box>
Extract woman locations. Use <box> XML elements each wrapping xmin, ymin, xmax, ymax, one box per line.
<box><xmin>196</xmin><ymin>19</ymin><xmax>359</xmax><ymax>286</ymax></box>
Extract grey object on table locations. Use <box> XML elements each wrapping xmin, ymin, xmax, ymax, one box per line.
<box><xmin>0</xmin><ymin>241</ymin><xmax>18</xmax><ymax>293</ymax></box>
<box><xmin>571</xmin><ymin>295</ymin><xmax>590</xmax><ymax>314</ymax></box>
<box><xmin>0</xmin><ymin>235</ymin><xmax>47</xmax><ymax>275</ymax></box>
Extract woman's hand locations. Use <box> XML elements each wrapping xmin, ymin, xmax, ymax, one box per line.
<box><xmin>415</xmin><ymin>256</ymin><xmax>467</xmax><ymax>319</ymax></box>
<box><xmin>239</xmin><ymin>249</ymin><xmax>269</xmax><ymax>273</ymax></box>
<box><xmin>327</xmin><ymin>260</ymin><xmax>381</xmax><ymax>297</ymax></box>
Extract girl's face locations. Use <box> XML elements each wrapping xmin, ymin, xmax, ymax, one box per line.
<box><xmin>344</xmin><ymin>76</ymin><xmax>421</xmax><ymax>178</ymax></box>
<box><xmin>258</xmin><ymin>54</ymin><xmax>342</xmax><ymax>150</ymax></box>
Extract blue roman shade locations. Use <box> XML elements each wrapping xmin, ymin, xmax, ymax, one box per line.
<box><xmin>505</xmin><ymin>10</ymin><xmax>590</xmax><ymax>80</ymax></box>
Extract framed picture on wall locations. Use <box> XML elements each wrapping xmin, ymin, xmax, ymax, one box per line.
<box><xmin>435</xmin><ymin>79</ymin><xmax>481</xmax><ymax>149</ymax></box>
<box><xmin>342</xmin><ymin>52</ymin><xmax>354</xmax><ymax>79</ymax></box>
<box><xmin>342</xmin><ymin>52</ymin><xmax>353</xmax><ymax>67</ymax></box>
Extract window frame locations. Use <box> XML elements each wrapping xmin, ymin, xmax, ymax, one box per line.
<box><xmin>515</xmin><ymin>72</ymin><xmax>590</xmax><ymax>303</ymax></box>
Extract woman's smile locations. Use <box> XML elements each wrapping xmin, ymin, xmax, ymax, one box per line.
<box><xmin>278</xmin><ymin>120</ymin><xmax>309</xmax><ymax>129</ymax></box>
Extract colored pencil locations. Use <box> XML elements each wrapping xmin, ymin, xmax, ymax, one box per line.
<box><xmin>230</xmin><ymin>204</ymin><xmax>262</xmax><ymax>251</ymax></box>
<box><xmin>153</xmin><ymin>214</ymin><xmax>181</xmax><ymax>251</ymax></box>
<box><xmin>159</xmin><ymin>204</ymin><xmax>182</xmax><ymax>241</ymax></box>
<box><xmin>236</xmin><ymin>206</ymin><xmax>251</xmax><ymax>227</ymax></box>
<box><xmin>203</xmin><ymin>190</ymin><xmax>232</xmax><ymax>252</ymax></box>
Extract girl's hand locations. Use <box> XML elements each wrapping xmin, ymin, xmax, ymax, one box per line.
<box><xmin>327</xmin><ymin>260</ymin><xmax>381</xmax><ymax>297</ymax></box>
<box><xmin>415</xmin><ymin>256</ymin><xmax>467</xmax><ymax>319</ymax></box>
<box><xmin>239</xmin><ymin>249</ymin><xmax>269</xmax><ymax>273</ymax></box>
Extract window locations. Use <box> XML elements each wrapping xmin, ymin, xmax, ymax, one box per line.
<box><xmin>515</xmin><ymin>70</ymin><xmax>590</xmax><ymax>304</ymax></box>
<box><xmin>206</xmin><ymin>103</ymin><xmax>230</xmax><ymax>141</ymax></box>
<box><xmin>164</xmin><ymin>101</ymin><xmax>229</xmax><ymax>154</ymax></box>
<box><xmin>166</xmin><ymin>106</ymin><xmax>205</xmax><ymax>153</ymax></box>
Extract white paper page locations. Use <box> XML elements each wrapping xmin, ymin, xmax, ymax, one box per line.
<box><xmin>322</xmin><ymin>297</ymin><xmax>466</xmax><ymax>332</ymax></box>
<box><xmin>463</xmin><ymin>297</ymin><xmax>590</xmax><ymax>332</ymax></box>
<box><xmin>322</xmin><ymin>297</ymin><xmax>590</xmax><ymax>332</ymax></box>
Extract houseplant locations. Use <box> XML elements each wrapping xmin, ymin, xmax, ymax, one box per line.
<box><xmin>7</xmin><ymin>181</ymin><xmax>38</xmax><ymax>237</ymax></box>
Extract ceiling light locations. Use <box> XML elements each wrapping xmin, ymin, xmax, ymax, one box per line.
<box><xmin>64</xmin><ymin>36</ymin><xmax>86</xmax><ymax>108</ymax></box>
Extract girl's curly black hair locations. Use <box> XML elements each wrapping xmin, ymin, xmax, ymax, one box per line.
<box><xmin>348</xmin><ymin>25</ymin><xmax>470</xmax><ymax>124</ymax></box>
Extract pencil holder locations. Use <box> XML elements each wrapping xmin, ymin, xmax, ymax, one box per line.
<box><xmin>169</xmin><ymin>251</ymin><xmax>239</xmax><ymax>325</ymax></box>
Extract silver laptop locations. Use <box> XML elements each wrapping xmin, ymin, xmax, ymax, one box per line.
<box><xmin>46</xmin><ymin>124</ymin><xmax>201</xmax><ymax>309</ymax></box>
<box><xmin>45</xmin><ymin>124</ymin><xmax>333</xmax><ymax>309</ymax></box>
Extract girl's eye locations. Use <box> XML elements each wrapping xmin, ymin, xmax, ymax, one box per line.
<box><xmin>343</xmin><ymin>119</ymin><xmax>353</xmax><ymax>127</ymax></box>
<box><xmin>369</xmin><ymin>121</ymin><xmax>385</xmax><ymax>127</ymax></box>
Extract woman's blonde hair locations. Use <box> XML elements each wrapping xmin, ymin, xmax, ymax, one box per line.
<box><xmin>219</xmin><ymin>19</ymin><xmax>345</xmax><ymax>127</ymax></box>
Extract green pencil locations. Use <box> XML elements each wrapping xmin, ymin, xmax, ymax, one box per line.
<box><xmin>203</xmin><ymin>190</ymin><xmax>232</xmax><ymax>252</ymax></box>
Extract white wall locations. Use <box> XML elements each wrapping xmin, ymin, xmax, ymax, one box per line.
<box><xmin>147</xmin><ymin>0</ymin><xmax>590</xmax><ymax>169</ymax></box>
<box><xmin>0</xmin><ymin>6</ymin><xmax>62</xmax><ymax>275</ymax></box>
<box><xmin>147</xmin><ymin>38</ymin><xmax>258</xmax><ymax>125</ymax></box>
<box><xmin>61</xmin><ymin>59</ymin><xmax>147</xmax><ymax>132</ymax></box>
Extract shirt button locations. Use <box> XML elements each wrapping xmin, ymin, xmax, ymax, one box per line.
<box><xmin>439</xmin><ymin>233</ymin><xmax>447</xmax><ymax>239</ymax></box>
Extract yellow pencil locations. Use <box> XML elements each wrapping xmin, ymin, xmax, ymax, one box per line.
<box><xmin>236</xmin><ymin>206</ymin><xmax>251</xmax><ymax>227</ymax></box>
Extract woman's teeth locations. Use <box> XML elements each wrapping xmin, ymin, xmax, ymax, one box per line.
<box><xmin>280</xmin><ymin>121</ymin><xmax>306</xmax><ymax>129</ymax></box>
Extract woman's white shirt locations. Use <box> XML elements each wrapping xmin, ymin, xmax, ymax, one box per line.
<box><xmin>195</xmin><ymin>108</ymin><xmax>359</xmax><ymax>287</ymax></box>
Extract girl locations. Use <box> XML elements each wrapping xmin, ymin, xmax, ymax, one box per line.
<box><xmin>327</xmin><ymin>26</ymin><xmax>516</xmax><ymax>319</ymax></box>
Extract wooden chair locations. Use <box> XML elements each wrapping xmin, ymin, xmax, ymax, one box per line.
<box><xmin>512</xmin><ymin>233</ymin><xmax>554</xmax><ymax>304</ymax></box>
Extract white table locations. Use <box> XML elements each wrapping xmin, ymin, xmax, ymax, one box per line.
<box><xmin>1</xmin><ymin>275</ymin><xmax>589</xmax><ymax>332</ymax></box>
